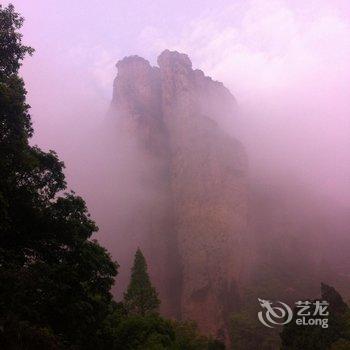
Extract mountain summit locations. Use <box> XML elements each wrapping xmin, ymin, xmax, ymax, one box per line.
<box><xmin>110</xmin><ymin>50</ymin><xmax>248</xmax><ymax>342</ymax></box>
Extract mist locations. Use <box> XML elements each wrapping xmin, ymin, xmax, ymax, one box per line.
<box><xmin>154</xmin><ymin>0</ymin><xmax>350</xmax><ymax>207</ymax></box>
<box><xmin>8</xmin><ymin>0</ymin><xmax>350</xmax><ymax>298</ymax></box>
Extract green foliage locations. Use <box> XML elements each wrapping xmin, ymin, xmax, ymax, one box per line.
<box><xmin>0</xmin><ymin>4</ymin><xmax>225</xmax><ymax>349</ymax></box>
<box><xmin>113</xmin><ymin>314</ymin><xmax>175</xmax><ymax>349</ymax></box>
<box><xmin>0</xmin><ymin>4</ymin><xmax>34</xmax><ymax>77</ymax></box>
<box><xmin>170</xmin><ymin>320</ymin><xmax>225</xmax><ymax>350</ymax></box>
<box><xmin>230</xmin><ymin>310</ymin><xmax>279</xmax><ymax>350</ymax></box>
<box><xmin>280</xmin><ymin>283</ymin><xmax>350</xmax><ymax>350</ymax></box>
<box><xmin>0</xmin><ymin>4</ymin><xmax>118</xmax><ymax>349</ymax></box>
<box><xmin>111</xmin><ymin>315</ymin><xmax>225</xmax><ymax>350</ymax></box>
<box><xmin>117</xmin><ymin>251</ymin><xmax>225</xmax><ymax>349</ymax></box>
<box><xmin>170</xmin><ymin>320</ymin><xmax>207</xmax><ymax>349</ymax></box>
<box><xmin>124</xmin><ymin>248</ymin><xmax>160</xmax><ymax>316</ymax></box>
<box><xmin>0</xmin><ymin>320</ymin><xmax>61</xmax><ymax>350</ymax></box>
<box><xmin>229</xmin><ymin>286</ymin><xmax>282</xmax><ymax>350</ymax></box>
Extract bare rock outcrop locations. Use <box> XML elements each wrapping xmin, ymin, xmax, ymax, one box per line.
<box><xmin>109</xmin><ymin>50</ymin><xmax>249</xmax><ymax>342</ymax></box>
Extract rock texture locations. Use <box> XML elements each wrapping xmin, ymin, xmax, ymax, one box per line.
<box><xmin>110</xmin><ymin>50</ymin><xmax>248</xmax><ymax>342</ymax></box>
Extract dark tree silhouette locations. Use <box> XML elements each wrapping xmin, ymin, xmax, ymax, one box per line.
<box><xmin>0</xmin><ymin>4</ymin><xmax>118</xmax><ymax>349</ymax></box>
<box><xmin>280</xmin><ymin>283</ymin><xmax>350</xmax><ymax>350</ymax></box>
<box><xmin>124</xmin><ymin>248</ymin><xmax>160</xmax><ymax>316</ymax></box>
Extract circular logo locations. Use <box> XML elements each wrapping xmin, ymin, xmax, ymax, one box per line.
<box><xmin>258</xmin><ymin>298</ymin><xmax>293</xmax><ymax>328</ymax></box>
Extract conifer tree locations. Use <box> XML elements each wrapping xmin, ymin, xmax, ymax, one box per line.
<box><xmin>124</xmin><ymin>248</ymin><xmax>160</xmax><ymax>316</ymax></box>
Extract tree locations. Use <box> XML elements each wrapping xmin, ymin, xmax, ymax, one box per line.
<box><xmin>280</xmin><ymin>283</ymin><xmax>350</xmax><ymax>350</ymax></box>
<box><xmin>120</xmin><ymin>250</ymin><xmax>225</xmax><ymax>349</ymax></box>
<box><xmin>112</xmin><ymin>314</ymin><xmax>225</xmax><ymax>350</ymax></box>
<box><xmin>113</xmin><ymin>313</ymin><xmax>175</xmax><ymax>349</ymax></box>
<box><xmin>171</xmin><ymin>320</ymin><xmax>225</xmax><ymax>350</ymax></box>
<box><xmin>124</xmin><ymin>248</ymin><xmax>160</xmax><ymax>316</ymax></box>
<box><xmin>0</xmin><ymin>4</ymin><xmax>118</xmax><ymax>349</ymax></box>
<box><xmin>230</xmin><ymin>309</ymin><xmax>280</xmax><ymax>350</ymax></box>
<box><xmin>0</xmin><ymin>4</ymin><xmax>34</xmax><ymax>77</ymax></box>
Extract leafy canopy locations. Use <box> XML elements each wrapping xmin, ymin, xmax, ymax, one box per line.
<box><xmin>0</xmin><ymin>4</ymin><xmax>118</xmax><ymax>349</ymax></box>
<box><xmin>0</xmin><ymin>4</ymin><xmax>226</xmax><ymax>349</ymax></box>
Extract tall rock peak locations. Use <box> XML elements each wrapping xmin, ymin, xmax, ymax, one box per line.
<box><xmin>158</xmin><ymin>49</ymin><xmax>192</xmax><ymax>70</ymax></box>
<box><xmin>110</xmin><ymin>50</ymin><xmax>248</xmax><ymax>344</ymax></box>
<box><xmin>116</xmin><ymin>55</ymin><xmax>151</xmax><ymax>71</ymax></box>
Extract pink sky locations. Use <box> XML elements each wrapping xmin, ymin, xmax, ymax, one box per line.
<box><xmin>6</xmin><ymin>0</ymin><xmax>350</xmax><ymax>209</ymax></box>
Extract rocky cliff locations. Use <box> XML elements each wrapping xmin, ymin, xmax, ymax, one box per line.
<box><xmin>110</xmin><ymin>50</ymin><xmax>249</xmax><ymax>342</ymax></box>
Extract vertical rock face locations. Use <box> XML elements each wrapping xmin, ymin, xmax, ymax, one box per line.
<box><xmin>110</xmin><ymin>50</ymin><xmax>248</xmax><ymax>341</ymax></box>
<box><xmin>111</xmin><ymin>55</ymin><xmax>181</xmax><ymax>318</ymax></box>
<box><xmin>157</xmin><ymin>50</ymin><xmax>248</xmax><ymax>339</ymax></box>
<box><xmin>113</xmin><ymin>56</ymin><xmax>164</xmax><ymax>155</ymax></box>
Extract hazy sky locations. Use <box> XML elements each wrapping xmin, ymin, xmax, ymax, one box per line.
<box><xmin>6</xmin><ymin>0</ymin><xmax>350</xmax><ymax>208</ymax></box>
